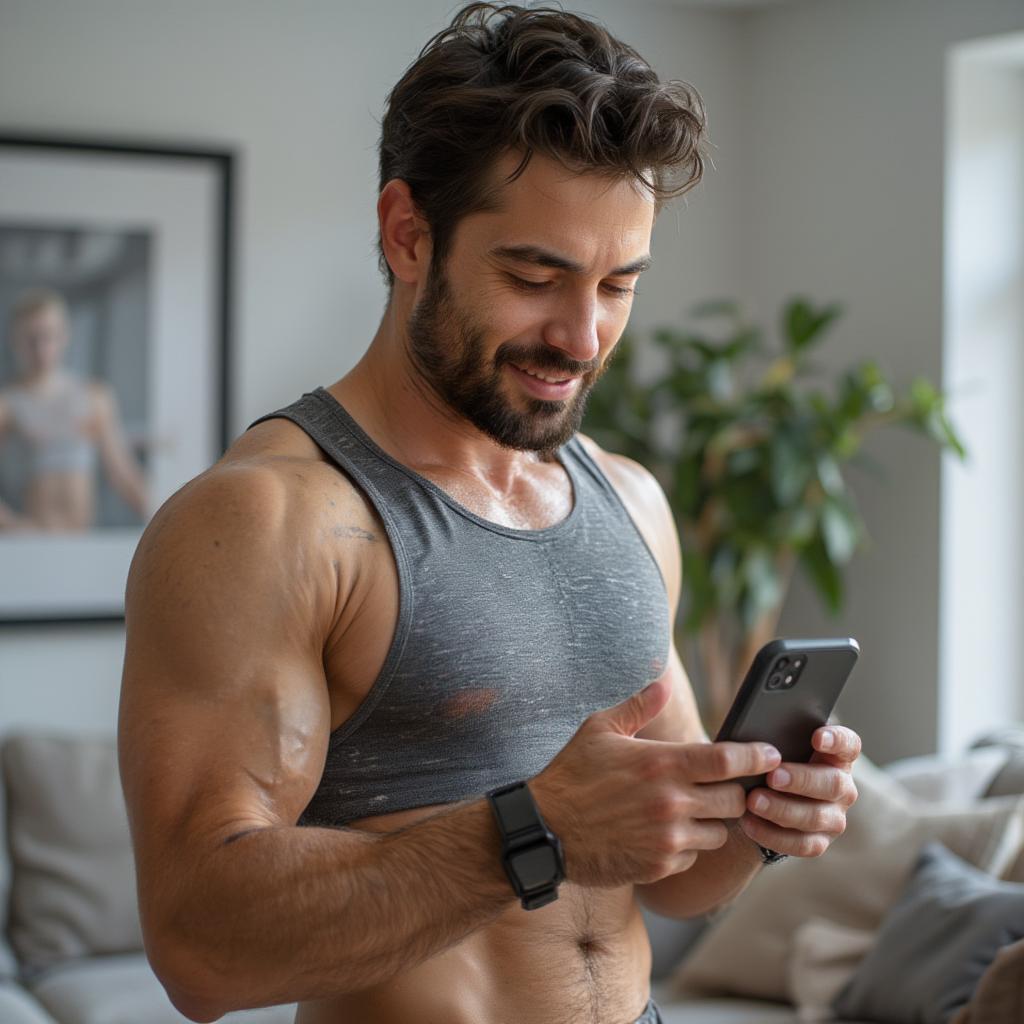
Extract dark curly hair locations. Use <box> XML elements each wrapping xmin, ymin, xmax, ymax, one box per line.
<box><xmin>376</xmin><ymin>1</ymin><xmax>708</xmax><ymax>292</ymax></box>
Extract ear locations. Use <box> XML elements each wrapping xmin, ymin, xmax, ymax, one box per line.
<box><xmin>377</xmin><ymin>179</ymin><xmax>431</xmax><ymax>287</ymax></box>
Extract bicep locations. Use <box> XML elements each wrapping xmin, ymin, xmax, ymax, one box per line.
<box><xmin>117</xmin><ymin>469</ymin><xmax>334</xmax><ymax>902</ymax></box>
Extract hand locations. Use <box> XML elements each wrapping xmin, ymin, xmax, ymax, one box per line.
<box><xmin>530</xmin><ymin>676</ymin><xmax>782</xmax><ymax>889</ymax></box>
<box><xmin>738</xmin><ymin>725</ymin><xmax>861</xmax><ymax>859</ymax></box>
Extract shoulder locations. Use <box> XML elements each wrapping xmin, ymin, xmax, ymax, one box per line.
<box><xmin>81</xmin><ymin>378</ymin><xmax>118</xmax><ymax>422</ymax></box>
<box><xmin>574</xmin><ymin>432</ymin><xmax>672</xmax><ymax>528</ymax></box>
<box><xmin>128</xmin><ymin>424</ymin><xmax>375</xmax><ymax>641</ymax></box>
<box><xmin>574</xmin><ymin>431</ymin><xmax>681</xmax><ymax>607</ymax></box>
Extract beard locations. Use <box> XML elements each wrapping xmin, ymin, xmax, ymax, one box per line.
<box><xmin>405</xmin><ymin>264</ymin><xmax>607</xmax><ymax>454</ymax></box>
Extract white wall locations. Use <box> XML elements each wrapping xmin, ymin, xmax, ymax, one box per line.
<box><xmin>742</xmin><ymin>0</ymin><xmax>1024</xmax><ymax>763</ymax></box>
<box><xmin>941</xmin><ymin>40</ymin><xmax>1024</xmax><ymax>755</ymax></box>
<box><xmin>0</xmin><ymin>0</ymin><xmax>744</xmax><ymax>736</ymax></box>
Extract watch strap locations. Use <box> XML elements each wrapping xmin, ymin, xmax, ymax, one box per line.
<box><xmin>758</xmin><ymin>843</ymin><xmax>788</xmax><ymax>865</ymax></box>
<box><xmin>486</xmin><ymin>781</ymin><xmax>565</xmax><ymax>909</ymax></box>
<box><xmin>488</xmin><ymin>780</ymin><xmax>547</xmax><ymax>839</ymax></box>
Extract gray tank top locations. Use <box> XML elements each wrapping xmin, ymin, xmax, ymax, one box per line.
<box><xmin>249</xmin><ymin>387</ymin><xmax>671</xmax><ymax>827</ymax></box>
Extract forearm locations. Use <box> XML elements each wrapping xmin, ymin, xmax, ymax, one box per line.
<box><xmin>109</xmin><ymin>459</ymin><xmax>149</xmax><ymax>518</ymax></box>
<box><xmin>153</xmin><ymin>797</ymin><xmax>516</xmax><ymax>1019</ymax></box>
<box><xmin>634</xmin><ymin>820</ymin><xmax>762</xmax><ymax>920</ymax></box>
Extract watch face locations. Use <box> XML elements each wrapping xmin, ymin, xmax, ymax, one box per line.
<box><xmin>509</xmin><ymin>844</ymin><xmax>559</xmax><ymax>889</ymax></box>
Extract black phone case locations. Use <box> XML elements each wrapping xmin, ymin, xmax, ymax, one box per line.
<box><xmin>713</xmin><ymin>637</ymin><xmax>859</xmax><ymax>791</ymax></box>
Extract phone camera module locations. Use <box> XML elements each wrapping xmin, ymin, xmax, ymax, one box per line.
<box><xmin>767</xmin><ymin>674</ymin><xmax>783</xmax><ymax>690</ymax></box>
<box><xmin>776</xmin><ymin>656</ymin><xmax>790</xmax><ymax>668</ymax></box>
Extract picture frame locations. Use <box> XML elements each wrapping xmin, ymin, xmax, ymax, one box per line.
<box><xmin>0</xmin><ymin>133</ymin><xmax>235</xmax><ymax>624</ymax></box>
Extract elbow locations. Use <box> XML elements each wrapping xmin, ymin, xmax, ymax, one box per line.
<box><xmin>167</xmin><ymin>990</ymin><xmax>227</xmax><ymax>1024</ymax></box>
<box><xmin>145</xmin><ymin>931</ymin><xmax>233</xmax><ymax>1023</ymax></box>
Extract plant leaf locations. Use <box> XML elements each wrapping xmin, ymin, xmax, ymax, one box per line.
<box><xmin>800</xmin><ymin>533</ymin><xmax>844</xmax><ymax>615</ymax></box>
<box><xmin>820</xmin><ymin>498</ymin><xmax>860</xmax><ymax>564</ymax></box>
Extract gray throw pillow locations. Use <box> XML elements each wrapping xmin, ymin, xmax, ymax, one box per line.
<box><xmin>3</xmin><ymin>733</ymin><xmax>144</xmax><ymax>979</ymax></box>
<box><xmin>834</xmin><ymin>841</ymin><xmax>1024</xmax><ymax>1024</ymax></box>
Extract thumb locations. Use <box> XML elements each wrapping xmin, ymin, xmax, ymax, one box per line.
<box><xmin>597</xmin><ymin>676</ymin><xmax>671</xmax><ymax>737</ymax></box>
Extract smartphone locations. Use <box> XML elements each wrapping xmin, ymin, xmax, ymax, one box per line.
<box><xmin>713</xmin><ymin>637</ymin><xmax>860</xmax><ymax>791</ymax></box>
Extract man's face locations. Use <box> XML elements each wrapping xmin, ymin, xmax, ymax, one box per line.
<box><xmin>405</xmin><ymin>151</ymin><xmax>655</xmax><ymax>452</ymax></box>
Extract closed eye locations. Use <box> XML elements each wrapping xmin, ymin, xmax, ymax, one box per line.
<box><xmin>508</xmin><ymin>275</ymin><xmax>638</xmax><ymax>297</ymax></box>
<box><xmin>509</xmin><ymin>275</ymin><xmax>552</xmax><ymax>292</ymax></box>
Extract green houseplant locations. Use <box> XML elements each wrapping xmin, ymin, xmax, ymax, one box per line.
<box><xmin>582</xmin><ymin>298</ymin><xmax>967</xmax><ymax>727</ymax></box>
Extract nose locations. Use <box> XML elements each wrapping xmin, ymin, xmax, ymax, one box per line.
<box><xmin>542</xmin><ymin>292</ymin><xmax>601</xmax><ymax>365</ymax></box>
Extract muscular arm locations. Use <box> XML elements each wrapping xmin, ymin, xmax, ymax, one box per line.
<box><xmin>119</xmin><ymin>465</ymin><xmax>516</xmax><ymax>1022</ymax></box>
<box><xmin>578</xmin><ymin>437</ymin><xmax>764</xmax><ymax>919</ymax></box>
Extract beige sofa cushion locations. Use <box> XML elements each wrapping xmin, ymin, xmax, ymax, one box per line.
<box><xmin>787</xmin><ymin>918</ymin><xmax>874</xmax><ymax>1022</ymax></box>
<box><xmin>3</xmin><ymin>733</ymin><xmax>143</xmax><ymax>978</ymax></box>
<box><xmin>671</xmin><ymin>755</ymin><xmax>1024</xmax><ymax>1004</ymax></box>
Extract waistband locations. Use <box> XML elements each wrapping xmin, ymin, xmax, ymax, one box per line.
<box><xmin>632</xmin><ymin>996</ymin><xmax>664</xmax><ymax>1024</ymax></box>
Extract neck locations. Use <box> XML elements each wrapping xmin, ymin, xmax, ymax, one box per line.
<box><xmin>326</xmin><ymin>300</ymin><xmax>552</xmax><ymax>493</ymax></box>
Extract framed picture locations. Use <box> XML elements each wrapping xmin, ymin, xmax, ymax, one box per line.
<box><xmin>0</xmin><ymin>133</ymin><xmax>235</xmax><ymax>624</ymax></box>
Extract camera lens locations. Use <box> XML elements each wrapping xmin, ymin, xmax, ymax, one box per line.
<box><xmin>767</xmin><ymin>674</ymin><xmax>783</xmax><ymax>689</ymax></box>
<box><xmin>776</xmin><ymin>657</ymin><xmax>790</xmax><ymax>669</ymax></box>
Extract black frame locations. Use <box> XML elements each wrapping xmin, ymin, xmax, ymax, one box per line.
<box><xmin>0</xmin><ymin>132</ymin><xmax>237</xmax><ymax>626</ymax></box>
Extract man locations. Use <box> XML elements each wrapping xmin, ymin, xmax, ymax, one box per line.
<box><xmin>118</xmin><ymin>5</ymin><xmax>861</xmax><ymax>1023</ymax></box>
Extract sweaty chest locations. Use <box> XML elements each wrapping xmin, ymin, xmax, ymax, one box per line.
<box><xmin>308</xmin><ymin>501</ymin><xmax>670</xmax><ymax>826</ymax></box>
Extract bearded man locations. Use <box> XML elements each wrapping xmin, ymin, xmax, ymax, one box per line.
<box><xmin>118</xmin><ymin>5</ymin><xmax>861</xmax><ymax>1022</ymax></box>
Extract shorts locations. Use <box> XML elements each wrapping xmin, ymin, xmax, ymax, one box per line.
<box><xmin>631</xmin><ymin>997</ymin><xmax>664</xmax><ymax>1024</ymax></box>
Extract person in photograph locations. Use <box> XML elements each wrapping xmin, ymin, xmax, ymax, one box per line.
<box><xmin>0</xmin><ymin>287</ymin><xmax>150</xmax><ymax>532</ymax></box>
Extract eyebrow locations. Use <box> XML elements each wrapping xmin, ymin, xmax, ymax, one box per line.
<box><xmin>488</xmin><ymin>244</ymin><xmax>652</xmax><ymax>277</ymax></box>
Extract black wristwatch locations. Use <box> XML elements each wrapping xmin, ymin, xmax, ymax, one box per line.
<box><xmin>486</xmin><ymin>780</ymin><xmax>565</xmax><ymax>910</ymax></box>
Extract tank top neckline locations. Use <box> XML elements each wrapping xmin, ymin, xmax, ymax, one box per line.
<box><xmin>312</xmin><ymin>386</ymin><xmax>582</xmax><ymax>541</ymax></box>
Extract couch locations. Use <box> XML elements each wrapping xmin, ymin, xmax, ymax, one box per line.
<box><xmin>1</xmin><ymin>730</ymin><xmax>1022</xmax><ymax>1024</ymax></box>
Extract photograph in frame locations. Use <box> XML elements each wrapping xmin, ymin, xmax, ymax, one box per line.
<box><xmin>0</xmin><ymin>135</ymin><xmax>234</xmax><ymax>623</ymax></box>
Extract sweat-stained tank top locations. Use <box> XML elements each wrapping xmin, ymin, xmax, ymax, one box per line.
<box><xmin>248</xmin><ymin>387</ymin><xmax>671</xmax><ymax>827</ymax></box>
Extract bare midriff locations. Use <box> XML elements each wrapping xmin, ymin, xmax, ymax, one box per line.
<box><xmin>292</xmin><ymin>798</ymin><xmax>653</xmax><ymax>1024</ymax></box>
<box><xmin>23</xmin><ymin>469</ymin><xmax>95</xmax><ymax>531</ymax></box>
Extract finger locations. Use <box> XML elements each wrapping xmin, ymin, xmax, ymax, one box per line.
<box><xmin>746</xmin><ymin>788</ymin><xmax>848</xmax><ymax>835</ymax></box>
<box><xmin>691</xmin><ymin>781</ymin><xmax>748</xmax><ymax>820</ymax></box>
<box><xmin>737</xmin><ymin>812</ymin><xmax>832</xmax><ymax>858</ymax></box>
<box><xmin>765</xmin><ymin>763</ymin><xmax>858</xmax><ymax>806</ymax></box>
<box><xmin>681</xmin><ymin>819</ymin><xmax>730</xmax><ymax>852</ymax></box>
<box><xmin>811</xmin><ymin>725</ymin><xmax>862</xmax><ymax>765</ymax></box>
<box><xmin>680</xmin><ymin>741</ymin><xmax>781</xmax><ymax>783</ymax></box>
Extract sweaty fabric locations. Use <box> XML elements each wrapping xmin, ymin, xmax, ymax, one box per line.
<box><xmin>248</xmin><ymin>387</ymin><xmax>671</xmax><ymax>826</ymax></box>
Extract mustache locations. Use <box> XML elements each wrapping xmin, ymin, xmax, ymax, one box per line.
<box><xmin>496</xmin><ymin>344</ymin><xmax>599</xmax><ymax>378</ymax></box>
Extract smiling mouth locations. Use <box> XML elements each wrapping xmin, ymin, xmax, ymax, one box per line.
<box><xmin>511</xmin><ymin>363</ymin><xmax>580</xmax><ymax>385</ymax></box>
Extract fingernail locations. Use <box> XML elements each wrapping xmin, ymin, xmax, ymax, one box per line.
<box><xmin>773</xmin><ymin>768</ymin><xmax>791</xmax><ymax>787</ymax></box>
<box><xmin>820</xmin><ymin>730</ymin><xmax>835</xmax><ymax>750</ymax></box>
<box><xmin>762</xmin><ymin>744</ymin><xmax>781</xmax><ymax>763</ymax></box>
<box><xmin>754</xmin><ymin>794</ymin><xmax>769</xmax><ymax>812</ymax></box>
